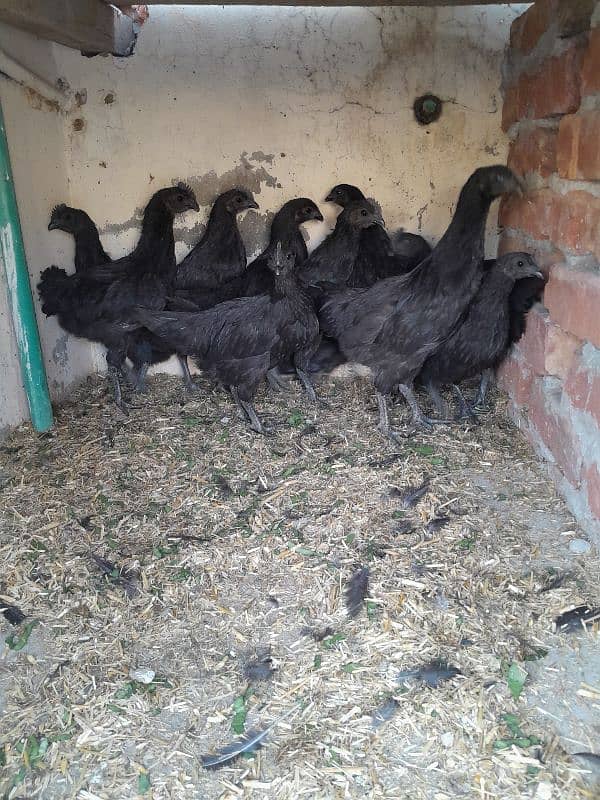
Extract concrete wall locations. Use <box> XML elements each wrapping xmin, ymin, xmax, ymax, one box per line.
<box><xmin>0</xmin><ymin>4</ymin><xmax>525</xmax><ymax>431</ymax></box>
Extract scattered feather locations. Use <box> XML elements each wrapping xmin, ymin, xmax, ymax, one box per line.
<box><xmin>425</xmin><ymin>515</ymin><xmax>450</xmax><ymax>534</ymax></box>
<box><xmin>397</xmin><ymin>479</ymin><xmax>430</xmax><ymax>508</ymax></box>
<box><xmin>398</xmin><ymin>659</ymin><xmax>461</xmax><ymax>688</ymax></box>
<box><xmin>201</xmin><ymin>706</ymin><xmax>296</xmax><ymax>770</ymax></box>
<box><xmin>539</xmin><ymin>571</ymin><xmax>571</xmax><ymax>593</ymax></box>
<box><xmin>571</xmin><ymin>752</ymin><xmax>600</xmax><ymax>775</ymax></box>
<box><xmin>345</xmin><ymin>566</ymin><xmax>369</xmax><ymax>618</ymax></box>
<box><xmin>301</xmin><ymin>625</ymin><xmax>335</xmax><ymax>642</ymax></box>
<box><xmin>90</xmin><ymin>553</ymin><xmax>139</xmax><ymax>598</ymax></box>
<box><xmin>244</xmin><ymin>653</ymin><xmax>275</xmax><ymax>682</ymax></box>
<box><xmin>395</xmin><ymin>520</ymin><xmax>415</xmax><ymax>536</ymax></box>
<box><xmin>2</xmin><ymin>604</ymin><xmax>26</xmax><ymax>625</ymax></box>
<box><xmin>554</xmin><ymin>605</ymin><xmax>600</xmax><ymax>633</ymax></box>
<box><xmin>371</xmin><ymin>697</ymin><xmax>399</xmax><ymax>729</ymax></box>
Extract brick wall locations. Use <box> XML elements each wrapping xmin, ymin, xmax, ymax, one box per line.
<box><xmin>498</xmin><ymin>0</ymin><xmax>600</xmax><ymax>542</ymax></box>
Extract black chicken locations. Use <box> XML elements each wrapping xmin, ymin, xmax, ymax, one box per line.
<box><xmin>38</xmin><ymin>183</ymin><xmax>199</xmax><ymax>410</ymax></box>
<box><xmin>172</xmin><ymin>197</ymin><xmax>322</xmax><ymax>311</ymax></box>
<box><xmin>319</xmin><ymin>165</ymin><xmax>524</xmax><ymax>441</ymax></box>
<box><xmin>174</xmin><ymin>188</ymin><xmax>258</xmax><ymax>291</ymax></box>
<box><xmin>324</xmin><ymin>184</ymin><xmax>432</xmax><ymax>283</ymax></box>
<box><xmin>46</xmin><ymin>203</ymin><xmax>198</xmax><ymax>392</ymax></box>
<box><xmin>419</xmin><ymin>252</ymin><xmax>544</xmax><ymax>418</ymax></box>
<box><xmin>298</xmin><ymin>201</ymin><xmax>385</xmax><ymax>299</ymax></box>
<box><xmin>48</xmin><ymin>204</ymin><xmax>110</xmax><ymax>272</ymax></box>
<box><xmin>133</xmin><ymin>241</ymin><xmax>320</xmax><ymax>434</ymax></box>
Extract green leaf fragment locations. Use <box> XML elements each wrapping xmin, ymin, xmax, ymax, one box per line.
<box><xmin>322</xmin><ymin>633</ymin><xmax>346</xmax><ymax>649</ymax></box>
<box><xmin>6</xmin><ymin>620</ymin><xmax>38</xmax><ymax>651</ymax></box>
<box><xmin>507</xmin><ymin>662</ymin><xmax>527</xmax><ymax>700</ymax></box>
<box><xmin>313</xmin><ymin>654</ymin><xmax>322</xmax><ymax>669</ymax></box>
<box><xmin>341</xmin><ymin>662</ymin><xmax>360</xmax><ymax>673</ymax></box>
<box><xmin>137</xmin><ymin>772</ymin><xmax>151</xmax><ymax>794</ymax></box>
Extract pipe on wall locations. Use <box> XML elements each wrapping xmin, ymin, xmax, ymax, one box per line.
<box><xmin>0</xmin><ymin>98</ymin><xmax>53</xmax><ymax>432</ymax></box>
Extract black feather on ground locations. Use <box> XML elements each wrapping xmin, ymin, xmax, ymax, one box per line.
<box><xmin>371</xmin><ymin>697</ymin><xmax>400</xmax><ymax>729</ymax></box>
<box><xmin>392</xmin><ymin>479</ymin><xmax>430</xmax><ymax>508</ymax></box>
<box><xmin>397</xmin><ymin>659</ymin><xmax>461</xmax><ymax>688</ymax></box>
<box><xmin>244</xmin><ymin>653</ymin><xmax>275</xmax><ymax>682</ymax></box>
<box><xmin>2</xmin><ymin>604</ymin><xmax>26</xmax><ymax>625</ymax></box>
<box><xmin>554</xmin><ymin>606</ymin><xmax>600</xmax><ymax>633</ymax></box>
<box><xmin>201</xmin><ymin>706</ymin><xmax>297</xmax><ymax>769</ymax></box>
<box><xmin>345</xmin><ymin>566</ymin><xmax>369</xmax><ymax>618</ymax></box>
<box><xmin>319</xmin><ymin>165</ymin><xmax>524</xmax><ymax>439</ymax></box>
<box><xmin>90</xmin><ymin>553</ymin><xmax>139</xmax><ymax>598</ymax></box>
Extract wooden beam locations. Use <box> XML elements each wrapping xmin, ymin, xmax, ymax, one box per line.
<box><xmin>0</xmin><ymin>0</ymin><xmax>136</xmax><ymax>56</ymax></box>
<box><xmin>110</xmin><ymin>0</ymin><xmax>516</xmax><ymax>5</ymax></box>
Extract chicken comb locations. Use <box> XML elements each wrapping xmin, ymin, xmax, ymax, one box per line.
<box><xmin>176</xmin><ymin>181</ymin><xmax>193</xmax><ymax>195</ymax></box>
<box><xmin>51</xmin><ymin>203</ymin><xmax>67</xmax><ymax>216</ymax></box>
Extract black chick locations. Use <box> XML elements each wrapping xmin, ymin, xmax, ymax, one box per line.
<box><xmin>325</xmin><ymin>184</ymin><xmax>432</xmax><ymax>283</ymax></box>
<box><xmin>133</xmin><ymin>241</ymin><xmax>320</xmax><ymax>434</ymax></box>
<box><xmin>319</xmin><ymin>165</ymin><xmax>524</xmax><ymax>441</ymax></box>
<box><xmin>469</xmin><ymin>263</ymin><xmax>546</xmax><ymax>410</ymax></box>
<box><xmin>419</xmin><ymin>253</ymin><xmax>544</xmax><ymax>419</ymax></box>
<box><xmin>48</xmin><ymin>204</ymin><xmax>111</xmax><ymax>272</ymax></box>
<box><xmin>298</xmin><ymin>200</ymin><xmax>385</xmax><ymax>302</ymax></box>
<box><xmin>38</xmin><ymin>183</ymin><xmax>199</xmax><ymax>410</ymax></box>
<box><xmin>172</xmin><ymin>197</ymin><xmax>322</xmax><ymax>311</ymax></box>
<box><xmin>174</xmin><ymin>188</ymin><xmax>258</xmax><ymax>290</ymax></box>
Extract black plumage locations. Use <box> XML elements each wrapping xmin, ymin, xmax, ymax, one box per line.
<box><xmin>133</xmin><ymin>241</ymin><xmax>320</xmax><ymax>433</ymax></box>
<box><xmin>174</xmin><ymin>188</ymin><xmax>258</xmax><ymax>290</ymax></box>
<box><xmin>172</xmin><ymin>197</ymin><xmax>322</xmax><ymax>311</ymax></box>
<box><xmin>419</xmin><ymin>253</ymin><xmax>544</xmax><ymax>418</ymax></box>
<box><xmin>37</xmin><ymin>184</ymin><xmax>199</xmax><ymax>409</ymax></box>
<box><xmin>47</xmin><ymin>204</ymin><xmax>110</xmax><ymax>272</ymax></box>
<box><xmin>319</xmin><ymin>165</ymin><xmax>524</xmax><ymax>439</ymax></box>
<box><xmin>298</xmin><ymin>200</ymin><xmax>385</xmax><ymax>297</ymax></box>
<box><xmin>345</xmin><ymin>566</ymin><xmax>369</xmax><ymax>618</ymax></box>
<box><xmin>324</xmin><ymin>183</ymin><xmax>432</xmax><ymax>284</ymax></box>
<box><xmin>46</xmin><ymin>202</ymin><xmax>197</xmax><ymax>392</ymax></box>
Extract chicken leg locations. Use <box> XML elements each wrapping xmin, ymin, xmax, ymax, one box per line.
<box><xmin>397</xmin><ymin>383</ymin><xmax>453</xmax><ymax>428</ymax></box>
<box><xmin>231</xmin><ymin>386</ymin><xmax>265</xmax><ymax>434</ymax></box>
<box><xmin>178</xmin><ymin>355</ymin><xmax>198</xmax><ymax>393</ymax></box>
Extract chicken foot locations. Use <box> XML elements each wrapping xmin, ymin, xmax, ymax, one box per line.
<box><xmin>178</xmin><ymin>356</ymin><xmax>199</xmax><ymax>393</ymax></box>
<box><xmin>472</xmin><ymin>368</ymin><xmax>493</xmax><ymax>410</ymax></box>
<box><xmin>296</xmin><ymin>368</ymin><xmax>318</xmax><ymax>403</ymax></box>
<box><xmin>397</xmin><ymin>383</ymin><xmax>454</xmax><ymax>428</ymax></box>
<box><xmin>267</xmin><ymin>367</ymin><xmax>292</xmax><ymax>393</ymax></box>
<box><xmin>231</xmin><ymin>386</ymin><xmax>266</xmax><ymax>435</ymax></box>
<box><xmin>452</xmin><ymin>384</ymin><xmax>479</xmax><ymax>423</ymax></box>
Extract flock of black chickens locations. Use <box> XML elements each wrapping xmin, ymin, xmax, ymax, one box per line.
<box><xmin>38</xmin><ymin>165</ymin><xmax>545</xmax><ymax>440</ymax></box>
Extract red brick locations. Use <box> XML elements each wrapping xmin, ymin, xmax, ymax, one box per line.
<box><xmin>510</xmin><ymin>0</ymin><xmax>555</xmax><ymax>55</ymax></box>
<box><xmin>499</xmin><ymin>190</ymin><xmax>600</xmax><ymax>259</ymax></box>
<box><xmin>558</xmin><ymin>111</ymin><xmax>600</xmax><ymax>180</ymax></box>
<box><xmin>515</xmin><ymin>305</ymin><xmax>551</xmax><ymax>375</ymax></box>
<box><xmin>527</xmin><ymin>379</ymin><xmax>582</xmax><ymax>485</ymax></box>
<box><xmin>502</xmin><ymin>42</ymin><xmax>586</xmax><ymax>131</ymax></box>
<box><xmin>497</xmin><ymin>350</ymin><xmax>534</xmax><ymax>406</ymax></box>
<box><xmin>545</xmin><ymin>264</ymin><xmax>600</xmax><ymax>348</ymax></box>
<box><xmin>545</xmin><ymin>325</ymin><xmax>581</xmax><ymax>379</ymax></box>
<box><xmin>508</xmin><ymin>126</ymin><xmax>558</xmax><ymax>179</ymax></box>
<box><xmin>564</xmin><ymin>349</ymin><xmax>600</xmax><ymax>427</ymax></box>
<box><xmin>581</xmin><ymin>26</ymin><xmax>600</xmax><ymax>95</ymax></box>
<box><xmin>583</xmin><ymin>463</ymin><xmax>600</xmax><ymax>520</ymax></box>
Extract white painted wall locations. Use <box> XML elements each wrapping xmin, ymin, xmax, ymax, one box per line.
<box><xmin>0</xmin><ymin>4</ymin><xmax>526</xmax><ymax>431</ymax></box>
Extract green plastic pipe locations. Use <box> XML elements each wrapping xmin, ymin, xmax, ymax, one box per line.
<box><xmin>0</xmin><ymin>98</ymin><xmax>53</xmax><ymax>432</ymax></box>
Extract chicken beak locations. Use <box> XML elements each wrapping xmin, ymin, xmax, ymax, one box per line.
<box><xmin>249</xmin><ymin>200</ymin><xmax>259</xmax><ymax>210</ymax></box>
<box><xmin>324</xmin><ymin>192</ymin><xmax>335</xmax><ymax>202</ymax></box>
<box><xmin>532</xmin><ymin>270</ymin><xmax>544</xmax><ymax>279</ymax></box>
<box><xmin>48</xmin><ymin>221</ymin><xmax>60</xmax><ymax>231</ymax></box>
<box><xmin>374</xmin><ymin>216</ymin><xmax>386</xmax><ymax>229</ymax></box>
<box><xmin>190</xmin><ymin>200</ymin><xmax>200</xmax><ymax>212</ymax></box>
<box><xmin>313</xmin><ymin>211</ymin><xmax>324</xmax><ymax>222</ymax></box>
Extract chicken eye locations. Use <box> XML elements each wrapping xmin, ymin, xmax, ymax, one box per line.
<box><xmin>517</xmin><ymin>260</ymin><xmax>524</xmax><ymax>267</ymax></box>
<box><xmin>177</xmin><ymin>194</ymin><xmax>184</xmax><ymax>202</ymax></box>
<box><xmin>361</xmin><ymin>209</ymin><xmax>368</xmax><ymax>217</ymax></box>
<box><xmin>236</xmin><ymin>196</ymin><xmax>243</xmax><ymax>204</ymax></box>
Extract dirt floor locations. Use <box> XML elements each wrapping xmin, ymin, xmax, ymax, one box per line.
<box><xmin>1</xmin><ymin>373</ymin><xmax>599</xmax><ymax>800</ymax></box>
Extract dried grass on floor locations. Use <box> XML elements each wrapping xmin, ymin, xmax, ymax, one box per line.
<box><xmin>0</xmin><ymin>374</ymin><xmax>599</xmax><ymax>800</ymax></box>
